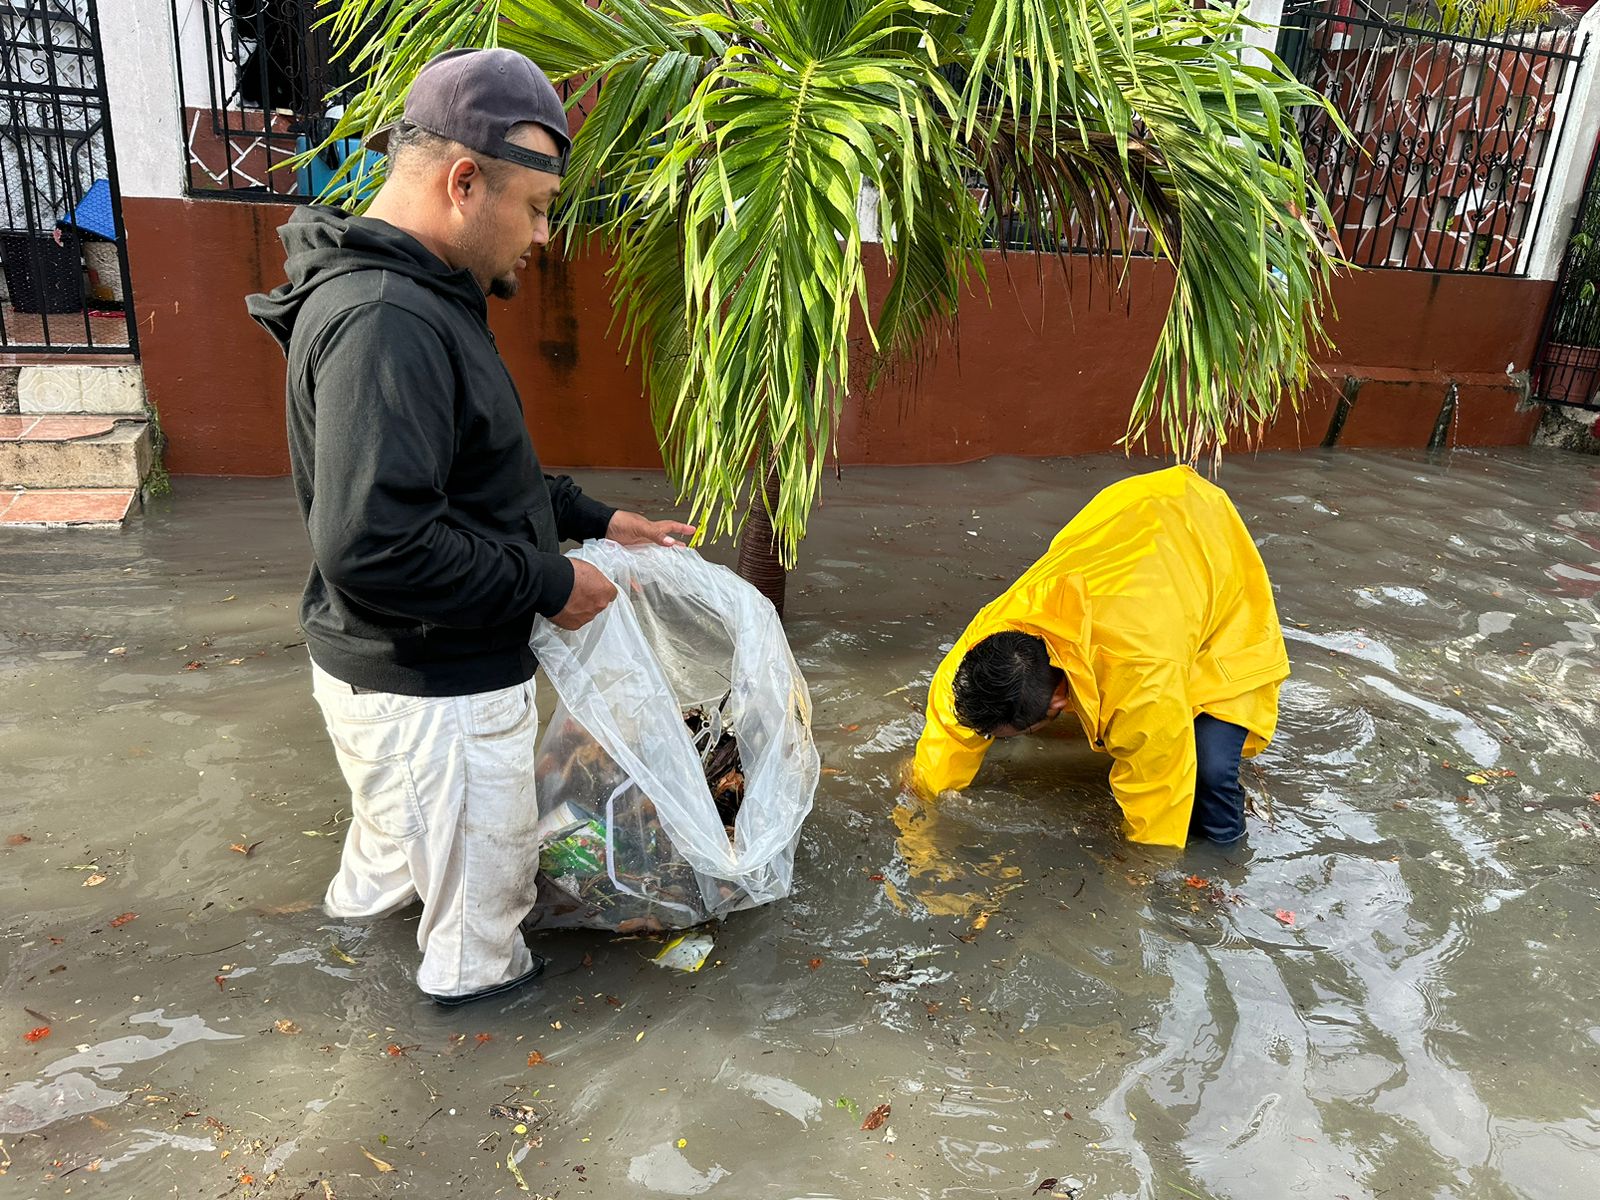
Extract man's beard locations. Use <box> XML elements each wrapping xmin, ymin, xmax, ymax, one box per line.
<box><xmin>456</xmin><ymin>219</ymin><xmax>521</xmax><ymax>300</ymax></box>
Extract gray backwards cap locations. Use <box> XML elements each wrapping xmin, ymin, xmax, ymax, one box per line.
<box><xmin>373</xmin><ymin>48</ymin><xmax>569</xmax><ymax>176</ymax></box>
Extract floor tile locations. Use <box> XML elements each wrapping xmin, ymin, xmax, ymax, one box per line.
<box><xmin>0</xmin><ymin>416</ymin><xmax>40</xmax><ymax>439</ymax></box>
<box><xmin>0</xmin><ymin>488</ymin><xmax>134</xmax><ymax>525</ymax></box>
<box><xmin>21</xmin><ymin>416</ymin><xmax>117</xmax><ymax>441</ymax></box>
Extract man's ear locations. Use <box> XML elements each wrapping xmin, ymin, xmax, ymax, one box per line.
<box><xmin>446</xmin><ymin>156</ymin><xmax>479</xmax><ymax>210</ymax></box>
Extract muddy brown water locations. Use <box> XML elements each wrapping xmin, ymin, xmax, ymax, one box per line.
<box><xmin>2</xmin><ymin>449</ymin><xmax>1599</xmax><ymax>1199</ymax></box>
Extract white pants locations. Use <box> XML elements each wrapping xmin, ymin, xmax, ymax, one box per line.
<box><xmin>311</xmin><ymin>663</ymin><xmax>541</xmax><ymax>998</ymax></box>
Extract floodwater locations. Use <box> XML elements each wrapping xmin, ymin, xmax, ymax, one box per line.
<box><xmin>2</xmin><ymin>448</ymin><xmax>1599</xmax><ymax>1200</ymax></box>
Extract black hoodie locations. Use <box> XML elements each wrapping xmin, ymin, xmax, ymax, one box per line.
<box><xmin>246</xmin><ymin>206</ymin><xmax>614</xmax><ymax>696</ymax></box>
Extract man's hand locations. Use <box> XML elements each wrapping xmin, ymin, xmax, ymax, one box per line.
<box><xmin>550</xmin><ymin>559</ymin><xmax>618</xmax><ymax>630</ymax></box>
<box><xmin>606</xmin><ymin>510</ymin><xmax>697</xmax><ymax>548</ymax></box>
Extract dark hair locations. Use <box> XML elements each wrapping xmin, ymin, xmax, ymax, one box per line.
<box><xmin>952</xmin><ymin>631</ymin><xmax>1061</xmax><ymax>736</ymax></box>
<box><xmin>386</xmin><ymin>119</ymin><xmax>514</xmax><ymax>190</ymax></box>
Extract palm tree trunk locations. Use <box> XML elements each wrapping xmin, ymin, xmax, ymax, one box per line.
<box><xmin>736</xmin><ymin>460</ymin><xmax>786</xmax><ymax>617</ymax></box>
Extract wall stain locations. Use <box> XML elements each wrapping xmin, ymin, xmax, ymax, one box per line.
<box><xmin>537</xmin><ymin>252</ymin><xmax>580</xmax><ymax>377</ymax></box>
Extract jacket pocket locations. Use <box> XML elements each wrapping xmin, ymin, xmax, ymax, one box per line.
<box><xmin>1211</xmin><ymin>639</ymin><xmax>1289</xmax><ymax>689</ymax></box>
<box><xmin>336</xmin><ymin>751</ymin><xmax>426</xmax><ymax>842</ymax></box>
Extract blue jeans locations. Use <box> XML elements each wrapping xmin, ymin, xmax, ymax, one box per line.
<box><xmin>1191</xmin><ymin>714</ymin><xmax>1248</xmax><ymax>844</ymax></box>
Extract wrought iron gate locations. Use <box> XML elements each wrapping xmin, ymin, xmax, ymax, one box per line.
<box><xmin>0</xmin><ymin>0</ymin><xmax>136</xmax><ymax>354</ymax></box>
<box><xmin>1530</xmin><ymin>140</ymin><xmax>1600</xmax><ymax>410</ymax></box>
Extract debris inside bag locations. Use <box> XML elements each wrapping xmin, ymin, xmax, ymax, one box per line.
<box><xmin>683</xmin><ymin>698</ymin><xmax>746</xmax><ymax>831</ymax></box>
<box><xmin>530</xmin><ymin>702</ymin><xmax>749</xmax><ymax>932</ymax></box>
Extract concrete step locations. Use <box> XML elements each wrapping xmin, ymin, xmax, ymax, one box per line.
<box><xmin>0</xmin><ymin>415</ymin><xmax>153</xmax><ymax>489</ymax></box>
<box><xmin>0</xmin><ymin>486</ymin><xmax>138</xmax><ymax>527</ymax></box>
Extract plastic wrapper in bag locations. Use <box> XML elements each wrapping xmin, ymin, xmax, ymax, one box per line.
<box><xmin>527</xmin><ymin>541</ymin><xmax>819</xmax><ymax>932</ymax></box>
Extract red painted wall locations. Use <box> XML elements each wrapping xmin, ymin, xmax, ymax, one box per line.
<box><xmin>123</xmin><ymin>195</ymin><xmax>1548</xmax><ymax>476</ymax></box>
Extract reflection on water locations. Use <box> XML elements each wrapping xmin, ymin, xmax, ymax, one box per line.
<box><xmin>1</xmin><ymin>449</ymin><xmax>1598</xmax><ymax>1197</ymax></box>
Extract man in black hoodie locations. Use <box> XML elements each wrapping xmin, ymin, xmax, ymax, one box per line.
<box><xmin>247</xmin><ymin>49</ymin><xmax>693</xmax><ymax>1005</ymax></box>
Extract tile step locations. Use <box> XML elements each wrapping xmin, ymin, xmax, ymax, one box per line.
<box><xmin>0</xmin><ymin>416</ymin><xmax>153</xmax><ymax>489</ymax></box>
<box><xmin>0</xmin><ymin>487</ymin><xmax>138</xmax><ymax>527</ymax></box>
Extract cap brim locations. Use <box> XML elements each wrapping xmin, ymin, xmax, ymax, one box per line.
<box><xmin>364</xmin><ymin>120</ymin><xmax>397</xmax><ymax>154</ymax></box>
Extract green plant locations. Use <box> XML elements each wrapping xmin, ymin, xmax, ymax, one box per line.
<box><xmin>321</xmin><ymin>0</ymin><xmax>1341</xmax><ymax>578</ymax></box>
<box><xmin>1549</xmin><ymin>191</ymin><xmax>1600</xmax><ymax>346</ymax></box>
<box><xmin>142</xmin><ymin>399</ymin><xmax>172</xmax><ymax>499</ymax></box>
<box><xmin>1404</xmin><ymin>0</ymin><xmax>1571</xmax><ymax>39</ymax></box>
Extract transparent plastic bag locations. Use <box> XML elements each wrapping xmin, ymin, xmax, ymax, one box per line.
<box><xmin>527</xmin><ymin>542</ymin><xmax>818</xmax><ymax>932</ymax></box>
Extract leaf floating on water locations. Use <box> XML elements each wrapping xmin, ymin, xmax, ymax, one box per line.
<box><xmin>23</xmin><ymin>1026</ymin><xmax>50</xmax><ymax>1043</ymax></box>
<box><xmin>229</xmin><ymin>840</ymin><xmax>263</xmax><ymax>856</ymax></box>
<box><xmin>360</xmin><ymin>1147</ymin><xmax>394</xmax><ymax>1173</ymax></box>
<box><xmin>327</xmin><ymin>942</ymin><xmax>359</xmax><ymax>965</ymax></box>
<box><xmin>6</xmin><ymin>834</ymin><xmax>30</xmax><ymax>846</ymax></box>
<box><xmin>1464</xmin><ymin>773</ymin><xmax>1489</xmax><ymax>785</ymax></box>
<box><xmin>1274</xmin><ymin>909</ymin><xmax>1297</xmax><ymax>927</ymax></box>
<box><xmin>808</xmin><ymin>958</ymin><xmax>823</xmax><ymax>970</ymax></box>
<box><xmin>1184</xmin><ymin>874</ymin><xmax>1211</xmax><ymax>889</ymax></box>
<box><xmin>676</xmin><ymin>1138</ymin><xmax>687</xmax><ymax>1149</ymax></box>
<box><xmin>184</xmin><ymin>661</ymin><xmax>205</xmax><ymax>671</ymax></box>
<box><xmin>835</xmin><ymin>1096</ymin><xmax>860</xmax><ymax>1117</ymax></box>
<box><xmin>526</xmin><ymin>1050</ymin><xmax>545</xmax><ymax>1067</ymax></box>
<box><xmin>109</xmin><ymin>912</ymin><xmax>138</xmax><ymax>928</ymax></box>
<box><xmin>1034</xmin><ymin>1180</ymin><xmax>1060</xmax><ymax>1197</ymax></box>
<box><xmin>861</xmin><ymin>1103</ymin><xmax>891</xmax><ymax>1131</ymax></box>
<box><xmin>83</xmin><ymin>872</ymin><xmax>107</xmax><ymax>887</ymax></box>
<box><xmin>475</xmin><ymin>1033</ymin><xmax>493</xmax><ymax>1045</ymax></box>
<box><xmin>970</xmin><ymin>912</ymin><xmax>991</xmax><ymax>931</ymax></box>
<box><xmin>273</xmin><ymin>1020</ymin><xmax>301</xmax><ymax>1035</ymax></box>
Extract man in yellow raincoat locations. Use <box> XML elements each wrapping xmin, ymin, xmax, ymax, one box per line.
<box><xmin>910</xmin><ymin>466</ymin><xmax>1288</xmax><ymax>847</ymax></box>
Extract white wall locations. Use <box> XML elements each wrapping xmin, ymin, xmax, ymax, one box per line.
<box><xmin>1524</xmin><ymin>6</ymin><xmax>1600</xmax><ymax>281</ymax></box>
<box><xmin>1243</xmin><ymin>0</ymin><xmax>1288</xmax><ymax>67</ymax></box>
<box><xmin>98</xmin><ymin>0</ymin><xmax>210</xmax><ymax>200</ymax></box>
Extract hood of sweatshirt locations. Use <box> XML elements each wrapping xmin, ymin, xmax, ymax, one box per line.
<box><xmin>245</xmin><ymin>205</ymin><xmax>485</xmax><ymax>349</ymax></box>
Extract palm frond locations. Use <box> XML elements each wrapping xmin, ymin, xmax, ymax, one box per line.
<box><xmin>326</xmin><ymin>0</ymin><xmax>1345</xmax><ymax>553</ymax></box>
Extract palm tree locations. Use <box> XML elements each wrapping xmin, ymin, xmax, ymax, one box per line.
<box><xmin>323</xmin><ymin>0</ymin><xmax>1340</xmax><ymax>613</ymax></box>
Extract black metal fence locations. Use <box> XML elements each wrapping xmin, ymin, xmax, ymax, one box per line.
<box><xmin>0</xmin><ymin>0</ymin><xmax>136</xmax><ymax>354</ymax></box>
<box><xmin>172</xmin><ymin>0</ymin><xmax>376</xmax><ymax>199</ymax></box>
<box><xmin>1530</xmin><ymin>139</ymin><xmax>1600</xmax><ymax>409</ymax></box>
<box><xmin>1285</xmin><ymin>0</ymin><xmax>1588</xmax><ymax>275</ymax></box>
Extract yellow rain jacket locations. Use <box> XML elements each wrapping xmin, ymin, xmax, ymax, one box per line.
<box><xmin>912</xmin><ymin>466</ymin><xmax>1288</xmax><ymax>847</ymax></box>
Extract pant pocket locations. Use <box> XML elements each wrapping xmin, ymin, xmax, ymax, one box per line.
<box><xmin>468</xmin><ymin>682</ymin><xmax>535</xmax><ymax>739</ymax></box>
<box><xmin>336</xmin><ymin>751</ymin><xmax>427</xmax><ymax>842</ymax></box>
